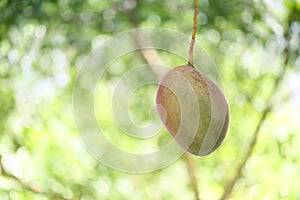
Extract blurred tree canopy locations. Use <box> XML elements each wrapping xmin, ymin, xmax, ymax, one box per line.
<box><xmin>0</xmin><ymin>0</ymin><xmax>300</xmax><ymax>199</ymax></box>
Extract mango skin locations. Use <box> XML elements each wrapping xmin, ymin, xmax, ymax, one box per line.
<box><xmin>156</xmin><ymin>65</ymin><xmax>229</xmax><ymax>156</ymax></box>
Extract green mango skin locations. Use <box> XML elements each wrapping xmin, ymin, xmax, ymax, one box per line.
<box><xmin>156</xmin><ymin>65</ymin><xmax>229</xmax><ymax>156</ymax></box>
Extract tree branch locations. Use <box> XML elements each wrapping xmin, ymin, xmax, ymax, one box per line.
<box><xmin>133</xmin><ymin>25</ymin><xmax>201</xmax><ymax>200</ymax></box>
<box><xmin>220</xmin><ymin>3</ymin><xmax>296</xmax><ymax>199</ymax></box>
<box><xmin>0</xmin><ymin>155</ymin><xmax>72</xmax><ymax>200</ymax></box>
<box><xmin>184</xmin><ymin>153</ymin><xmax>200</xmax><ymax>200</ymax></box>
<box><xmin>220</xmin><ymin>54</ymin><xmax>289</xmax><ymax>200</ymax></box>
<box><xmin>134</xmin><ymin>29</ymin><xmax>166</xmax><ymax>81</ymax></box>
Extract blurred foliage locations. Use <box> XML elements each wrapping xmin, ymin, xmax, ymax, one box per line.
<box><xmin>0</xmin><ymin>0</ymin><xmax>300</xmax><ymax>200</ymax></box>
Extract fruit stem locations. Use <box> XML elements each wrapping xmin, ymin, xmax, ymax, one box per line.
<box><xmin>188</xmin><ymin>0</ymin><xmax>199</xmax><ymax>67</ymax></box>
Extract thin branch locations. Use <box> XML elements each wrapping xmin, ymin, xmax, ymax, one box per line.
<box><xmin>136</xmin><ymin>36</ymin><xmax>201</xmax><ymax>200</ymax></box>
<box><xmin>134</xmin><ymin>29</ymin><xmax>166</xmax><ymax>81</ymax></box>
<box><xmin>131</xmin><ymin>2</ymin><xmax>202</xmax><ymax>198</ymax></box>
<box><xmin>0</xmin><ymin>157</ymin><xmax>43</xmax><ymax>194</ymax></box>
<box><xmin>220</xmin><ymin>3</ymin><xmax>296</xmax><ymax>199</ymax></box>
<box><xmin>188</xmin><ymin>0</ymin><xmax>199</xmax><ymax>66</ymax></box>
<box><xmin>132</xmin><ymin>23</ymin><xmax>202</xmax><ymax>200</ymax></box>
<box><xmin>184</xmin><ymin>153</ymin><xmax>200</xmax><ymax>200</ymax></box>
<box><xmin>220</xmin><ymin>57</ymin><xmax>289</xmax><ymax>200</ymax></box>
<box><xmin>0</xmin><ymin>155</ymin><xmax>71</xmax><ymax>200</ymax></box>
<box><xmin>220</xmin><ymin>107</ymin><xmax>272</xmax><ymax>200</ymax></box>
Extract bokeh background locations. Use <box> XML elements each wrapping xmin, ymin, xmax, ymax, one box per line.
<box><xmin>1</xmin><ymin>0</ymin><xmax>300</xmax><ymax>199</ymax></box>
